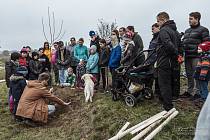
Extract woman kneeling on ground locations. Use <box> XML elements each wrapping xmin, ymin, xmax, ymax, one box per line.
<box><xmin>16</xmin><ymin>72</ymin><xmax>70</xmax><ymax>125</ymax></box>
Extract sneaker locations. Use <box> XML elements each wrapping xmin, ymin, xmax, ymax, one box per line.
<box><xmin>189</xmin><ymin>94</ymin><xmax>201</xmax><ymax>101</ymax></box>
<box><xmin>180</xmin><ymin>91</ymin><xmax>192</xmax><ymax>98</ymax></box>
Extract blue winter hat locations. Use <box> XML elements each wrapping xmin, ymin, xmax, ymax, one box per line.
<box><xmin>16</xmin><ymin>66</ymin><xmax>28</xmax><ymax>76</ymax></box>
<box><xmin>89</xmin><ymin>30</ymin><xmax>96</xmax><ymax>37</ymax></box>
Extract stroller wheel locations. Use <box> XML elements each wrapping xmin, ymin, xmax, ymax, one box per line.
<box><xmin>125</xmin><ymin>94</ymin><xmax>137</xmax><ymax>107</ymax></box>
<box><xmin>143</xmin><ymin>87</ymin><xmax>153</xmax><ymax>99</ymax></box>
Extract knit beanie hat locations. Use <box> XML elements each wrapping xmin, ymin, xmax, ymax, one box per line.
<box><xmin>198</xmin><ymin>41</ymin><xmax>210</xmax><ymax>52</ymax></box>
<box><xmin>20</xmin><ymin>48</ymin><xmax>28</xmax><ymax>53</ymax></box>
<box><xmin>89</xmin><ymin>31</ymin><xmax>96</xmax><ymax>37</ymax></box>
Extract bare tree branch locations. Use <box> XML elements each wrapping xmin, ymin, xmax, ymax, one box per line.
<box><xmin>56</xmin><ymin>30</ymin><xmax>66</xmax><ymax>42</ymax></box>
<box><xmin>54</xmin><ymin>20</ymin><xmax>63</xmax><ymax>41</ymax></box>
<box><xmin>41</xmin><ymin>7</ymin><xmax>65</xmax><ymax>44</ymax></box>
<box><xmin>41</xmin><ymin>17</ymin><xmax>49</xmax><ymax>42</ymax></box>
<box><xmin>97</xmin><ymin>19</ymin><xmax>117</xmax><ymax>39</ymax></box>
<box><xmin>52</xmin><ymin>12</ymin><xmax>56</xmax><ymax>43</ymax></box>
<box><xmin>47</xmin><ymin>7</ymin><xmax>53</xmax><ymax>45</ymax></box>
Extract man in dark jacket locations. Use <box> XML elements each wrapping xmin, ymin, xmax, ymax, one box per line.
<box><xmin>182</xmin><ymin>12</ymin><xmax>210</xmax><ymax>99</ymax></box>
<box><xmin>56</xmin><ymin>41</ymin><xmax>71</xmax><ymax>86</ymax></box>
<box><xmin>126</xmin><ymin>26</ymin><xmax>145</xmax><ymax>66</ymax></box>
<box><xmin>156</xmin><ymin>12</ymin><xmax>182</xmax><ymax>111</ymax></box>
<box><xmin>146</xmin><ymin>23</ymin><xmax>160</xmax><ymax>95</ymax></box>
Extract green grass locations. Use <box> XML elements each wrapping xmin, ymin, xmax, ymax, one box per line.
<box><xmin>0</xmin><ymin>61</ymin><xmax>199</xmax><ymax>140</ymax></box>
<box><xmin>0</xmin><ymin>82</ymin><xmax>199</xmax><ymax>140</ymax></box>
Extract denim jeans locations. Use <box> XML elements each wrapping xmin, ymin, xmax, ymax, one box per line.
<box><xmin>48</xmin><ymin>105</ymin><xmax>56</xmax><ymax>115</ymax></box>
<box><xmin>59</xmin><ymin>69</ymin><xmax>68</xmax><ymax>84</ymax></box>
<box><xmin>185</xmin><ymin>58</ymin><xmax>200</xmax><ymax>95</ymax></box>
<box><xmin>198</xmin><ymin>80</ymin><xmax>209</xmax><ymax>100</ymax></box>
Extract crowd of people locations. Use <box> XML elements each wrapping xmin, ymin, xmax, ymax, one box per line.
<box><xmin>4</xmin><ymin>11</ymin><xmax>210</xmax><ymax>135</ymax></box>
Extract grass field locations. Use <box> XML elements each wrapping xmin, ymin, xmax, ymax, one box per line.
<box><xmin>0</xmin><ymin>82</ymin><xmax>200</xmax><ymax>140</ymax></box>
<box><xmin>0</xmin><ymin>61</ymin><xmax>201</xmax><ymax>140</ymax></box>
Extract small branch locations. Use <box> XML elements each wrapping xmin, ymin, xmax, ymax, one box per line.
<box><xmin>55</xmin><ymin>30</ymin><xmax>66</xmax><ymax>42</ymax></box>
<box><xmin>52</xmin><ymin>12</ymin><xmax>56</xmax><ymax>43</ymax></box>
<box><xmin>48</xmin><ymin>7</ymin><xmax>53</xmax><ymax>45</ymax></box>
<box><xmin>41</xmin><ymin>17</ymin><xmax>49</xmax><ymax>42</ymax></box>
<box><xmin>54</xmin><ymin>20</ymin><xmax>63</xmax><ymax>41</ymax></box>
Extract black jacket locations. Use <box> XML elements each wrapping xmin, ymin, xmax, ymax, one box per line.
<box><xmin>9</xmin><ymin>74</ymin><xmax>27</xmax><ymax>114</ymax></box>
<box><xmin>99</xmin><ymin>48</ymin><xmax>110</xmax><ymax>67</ymax></box>
<box><xmin>90</xmin><ymin>36</ymin><xmax>101</xmax><ymax>53</ymax></box>
<box><xmin>183</xmin><ymin>24</ymin><xmax>210</xmax><ymax>58</ymax></box>
<box><xmin>5</xmin><ymin>60</ymin><xmax>19</xmax><ymax>88</ymax></box>
<box><xmin>56</xmin><ymin>48</ymin><xmax>71</xmax><ymax>69</ymax></box>
<box><xmin>133</xmin><ymin>32</ymin><xmax>145</xmax><ymax>66</ymax></box>
<box><xmin>157</xmin><ymin>20</ymin><xmax>181</xmax><ymax>69</ymax></box>
<box><xmin>39</xmin><ymin>54</ymin><xmax>51</xmax><ymax>72</ymax></box>
<box><xmin>28</xmin><ymin>59</ymin><xmax>42</xmax><ymax>80</ymax></box>
<box><xmin>147</xmin><ymin>32</ymin><xmax>159</xmax><ymax>65</ymax></box>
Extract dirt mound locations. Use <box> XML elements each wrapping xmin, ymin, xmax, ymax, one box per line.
<box><xmin>46</xmin><ymin>87</ymin><xmax>99</xmax><ymax>139</ymax></box>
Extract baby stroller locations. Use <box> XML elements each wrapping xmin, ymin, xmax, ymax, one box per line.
<box><xmin>111</xmin><ymin>49</ymin><xmax>156</xmax><ymax>107</ymax></box>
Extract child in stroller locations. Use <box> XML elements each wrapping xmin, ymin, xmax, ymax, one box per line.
<box><xmin>111</xmin><ymin>49</ymin><xmax>155</xmax><ymax>107</ymax></box>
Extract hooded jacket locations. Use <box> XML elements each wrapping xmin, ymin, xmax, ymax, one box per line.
<box><xmin>99</xmin><ymin>47</ymin><xmax>110</xmax><ymax>67</ymax></box>
<box><xmin>183</xmin><ymin>23</ymin><xmax>210</xmax><ymax>58</ymax></box>
<box><xmin>16</xmin><ymin>80</ymin><xmax>66</xmax><ymax>123</ymax></box>
<box><xmin>28</xmin><ymin>59</ymin><xmax>42</xmax><ymax>80</ymax></box>
<box><xmin>108</xmin><ymin>44</ymin><xmax>121</xmax><ymax>69</ymax></box>
<box><xmin>147</xmin><ymin>32</ymin><xmax>159</xmax><ymax>65</ymax></box>
<box><xmin>86</xmin><ymin>45</ymin><xmax>99</xmax><ymax>73</ymax></box>
<box><xmin>74</xmin><ymin>45</ymin><xmax>89</xmax><ymax>63</ymax></box>
<box><xmin>9</xmin><ymin>74</ymin><xmax>27</xmax><ymax>114</ymax></box>
<box><xmin>157</xmin><ymin>20</ymin><xmax>182</xmax><ymax>68</ymax></box>
<box><xmin>5</xmin><ymin>60</ymin><xmax>19</xmax><ymax>87</ymax></box>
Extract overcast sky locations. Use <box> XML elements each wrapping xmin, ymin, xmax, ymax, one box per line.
<box><xmin>0</xmin><ymin>0</ymin><xmax>210</xmax><ymax>51</ymax></box>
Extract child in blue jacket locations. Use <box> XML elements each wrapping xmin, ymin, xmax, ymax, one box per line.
<box><xmin>86</xmin><ymin>45</ymin><xmax>99</xmax><ymax>87</ymax></box>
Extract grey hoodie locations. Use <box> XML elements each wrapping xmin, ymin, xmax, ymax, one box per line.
<box><xmin>194</xmin><ymin>94</ymin><xmax>210</xmax><ymax>140</ymax></box>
